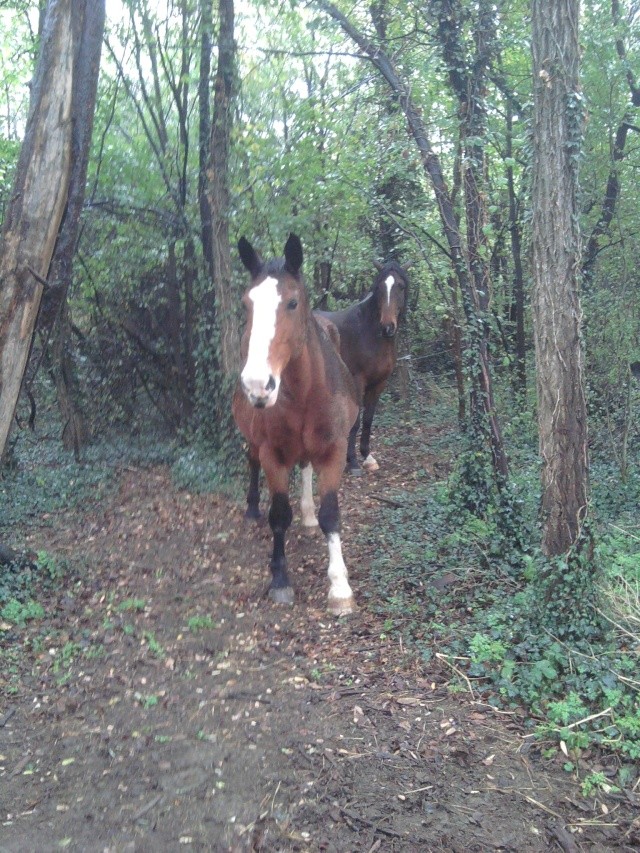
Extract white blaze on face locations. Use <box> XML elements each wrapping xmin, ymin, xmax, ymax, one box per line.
<box><xmin>385</xmin><ymin>274</ymin><xmax>395</xmax><ymax>306</ymax></box>
<box><xmin>241</xmin><ymin>276</ymin><xmax>281</xmax><ymax>405</ymax></box>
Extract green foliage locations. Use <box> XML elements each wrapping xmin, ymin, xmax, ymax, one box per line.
<box><xmin>1</xmin><ymin>598</ymin><xmax>45</xmax><ymax>627</ymax></box>
<box><xmin>116</xmin><ymin>598</ymin><xmax>146</xmax><ymax>613</ymax></box>
<box><xmin>364</xmin><ymin>413</ymin><xmax>640</xmax><ymax>764</ymax></box>
<box><xmin>187</xmin><ymin>614</ymin><xmax>216</xmax><ymax>633</ymax></box>
<box><xmin>0</xmin><ymin>453</ymin><xmax>116</xmax><ymax>529</ymax></box>
<box><xmin>580</xmin><ymin>771</ymin><xmax>620</xmax><ymax>798</ymax></box>
<box><xmin>143</xmin><ymin>631</ymin><xmax>165</xmax><ymax>659</ymax></box>
<box><xmin>171</xmin><ymin>437</ymin><xmax>244</xmax><ymax>499</ymax></box>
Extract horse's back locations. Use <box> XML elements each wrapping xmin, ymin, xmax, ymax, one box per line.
<box><xmin>316</xmin><ymin>305</ymin><xmax>394</xmax><ymax>391</ymax></box>
<box><xmin>313</xmin><ymin>316</ymin><xmax>359</xmax><ymax>426</ymax></box>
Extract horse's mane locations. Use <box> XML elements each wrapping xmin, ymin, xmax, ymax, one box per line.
<box><xmin>263</xmin><ymin>257</ymin><xmax>286</xmax><ymax>276</ymax></box>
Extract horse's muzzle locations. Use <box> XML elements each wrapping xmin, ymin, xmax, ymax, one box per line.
<box><xmin>380</xmin><ymin>324</ymin><xmax>397</xmax><ymax>338</ymax></box>
<box><xmin>241</xmin><ymin>374</ymin><xmax>279</xmax><ymax>408</ymax></box>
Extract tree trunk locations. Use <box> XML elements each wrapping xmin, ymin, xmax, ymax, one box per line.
<box><xmin>531</xmin><ymin>0</ymin><xmax>589</xmax><ymax>556</ymax></box>
<box><xmin>198</xmin><ymin>0</ymin><xmax>214</xmax><ymax>281</ymax></box>
<box><xmin>0</xmin><ymin>0</ymin><xmax>80</xmax><ymax>461</ymax></box>
<box><xmin>37</xmin><ymin>0</ymin><xmax>105</xmax><ymax>456</ymax></box>
<box><xmin>207</xmin><ymin>0</ymin><xmax>240</xmax><ymax>377</ymax></box>
<box><xmin>434</xmin><ymin>0</ymin><xmax>509</xmax><ymax>482</ymax></box>
<box><xmin>506</xmin><ymin>104</ymin><xmax>526</xmax><ymax>395</ymax></box>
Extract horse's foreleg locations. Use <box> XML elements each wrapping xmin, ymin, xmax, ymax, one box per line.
<box><xmin>261</xmin><ymin>452</ymin><xmax>294</xmax><ymax>604</ymax></box>
<box><xmin>300</xmin><ymin>463</ymin><xmax>318</xmax><ymax>527</ymax></box>
<box><xmin>245</xmin><ymin>455</ymin><xmax>261</xmax><ymax>519</ymax></box>
<box><xmin>268</xmin><ymin>492</ymin><xmax>294</xmax><ymax>603</ymax></box>
<box><xmin>346</xmin><ymin>409</ymin><xmax>362</xmax><ymax>474</ymax></box>
<box><xmin>361</xmin><ymin>385</ymin><xmax>383</xmax><ymax>472</ymax></box>
<box><xmin>317</xmin><ymin>458</ymin><xmax>355</xmax><ymax>615</ymax></box>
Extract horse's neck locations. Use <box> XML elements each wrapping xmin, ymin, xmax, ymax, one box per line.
<box><xmin>280</xmin><ymin>325</ymin><xmax>319</xmax><ymax>400</ymax></box>
<box><xmin>358</xmin><ymin>295</ymin><xmax>395</xmax><ymax>347</ymax></box>
<box><xmin>358</xmin><ymin>294</ymin><xmax>378</xmax><ymax>328</ymax></box>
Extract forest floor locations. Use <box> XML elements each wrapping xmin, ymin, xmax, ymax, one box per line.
<box><xmin>1</xmin><ymin>418</ymin><xmax>638</xmax><ymax>852</ymax></box>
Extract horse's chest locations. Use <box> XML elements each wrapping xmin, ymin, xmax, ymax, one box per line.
<box><xmin>363</xmin><ymin>342</ymin><xmax>396</xmax><ymax>384</ymax></box>
<box><xmin>270</xmin><ymin>406</ymin><xmax>337</xmax><ymax>461</ymax></box>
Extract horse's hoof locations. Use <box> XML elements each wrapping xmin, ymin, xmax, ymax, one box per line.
<box><xmin>328</xmin><ymin>596</ymin><xmax>356</xmax><ymax>616</ymax></box>
<box><xmin>347</xmin><ymin>466</ymin><xmax>363</xmax><ymax>476</ymax></box>
<box><xmin>269</xmin><ymin>586</ymin><xmax>294</xmax><ymax>605</ymax></box>
<box><xmin>301</xmin><ymin>516</ymin><xmax>319</xmax><ymax>529</ymax></box>
<box><xmin>362</xmin><ymin>455</ymin><xmax>379</xmax><ymax>472</ymax></box>
<box><xmin>245</xmin><ymin>508</ymin><xmax>261</xmax><ymax>520</ymax></box>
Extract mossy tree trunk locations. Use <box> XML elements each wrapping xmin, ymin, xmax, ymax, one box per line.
<box><xmin>531</xmin><ymin>0</ymin><xmax>589</xmax><ymax>557</ymax></box>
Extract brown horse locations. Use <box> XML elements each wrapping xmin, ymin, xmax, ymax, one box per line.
<box><xmin>317</xmin><ymin>260</ymin><xmax>410</xmax><ymax>473</ymax></box>
<box><xmin>232</xmin><ymin>234</ymin><xmax>359</xmax><ymax>615</ymax></box>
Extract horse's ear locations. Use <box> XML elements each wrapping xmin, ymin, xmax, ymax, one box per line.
<box><xmin>238</xmin><ymin>237</ymin><xmax>262</xmax><ymax>277</ymax></box>
<box><xmin>373</xmin><ymin>259</ymin><xmax>383</xmax><ymax>271</ymax></box>
<box><xmin>284</xmin><ymin>233</ymin><xmax>303</xmax><ymax>275</ymax></box>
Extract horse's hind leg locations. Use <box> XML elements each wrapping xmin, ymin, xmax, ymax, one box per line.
<box><xmin>268</xmin><ymin>492</ymin><xmax>294</xmax><ymax>604</ymax></box>
<box><xmin>245</xmin><ymin>455</ymin><xmax>261</xmax><ymax>519</ymax></box>
<box><xmin>346</xmin><ymin>410</ymin><xmax>362</xmax><ymax>475</ymax></box>
<box><xmin>360</xmin><ymin>386</ymin><xmax>383</xmax><ymax>472</ymax></box>
<box><xmin>300</xmin><ymin>463</ymin><xmax>318</xmax><ymax>527</ymax></box>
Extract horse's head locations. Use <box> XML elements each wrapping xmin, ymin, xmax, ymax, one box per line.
<box><xmin>238</xmin><ymin>233</ymin><xmax>308</xmax><ymax>409</ymax></box>
<box><xmin>372</xmin><ymin>260</ymin><xmax>409</xmax><ymax>339</ymax></box>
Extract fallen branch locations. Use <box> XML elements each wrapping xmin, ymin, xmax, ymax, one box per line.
<box><xmin>339</xmin><ymin>806</ymin><xmax>403</xmax><ymax>839</ymax></box>
<box><xmin>369</xmin><ymin>494</ymin><xmax>403</xmax><ymax>509</ymax></box>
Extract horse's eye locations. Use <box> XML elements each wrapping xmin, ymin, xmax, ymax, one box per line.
<box><xmin>287</xmin><ymin>298</ymin><xmax>298</xmax><ymax>310</ymax></box>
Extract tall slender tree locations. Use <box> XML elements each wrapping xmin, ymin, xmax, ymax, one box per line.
<box><xmin>206</xmin><ymin>0</ymin><xmax>239</xmax><ymax>376</ymax></box>
<box><xmin>531</xmin><ymin>0</ymin><xmax>589</xmax><ymax>556</ymax></box>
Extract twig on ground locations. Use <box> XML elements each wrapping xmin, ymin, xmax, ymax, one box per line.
<box><xmin>435</xmin><ymin>652</ymin><xmax>476</xmax><ymax>697</ymax></box>
<box><xmin>339</xmin><ymin>806</ymin><xmax>403</xmax><ymax>838</ymax></box>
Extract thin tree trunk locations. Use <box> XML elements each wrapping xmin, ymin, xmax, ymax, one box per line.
<box><xmin>531</xmin><ymin>0</ymin><xmax>589</xmax><ymax>556</ymax></box>
<box><xmin>198</xmin><ymin>0</ymin><xmax>214</xmax><ymax>280</ymax></box>
<box><xmin>506</xmin><ymin>104</ymin><xmax>526</xmax><ymax>395</ymax></box>
<box><xmin>207</xmin><ymin>0</ymin><xmax>240</xmax><ymax>376</ymax></box>
<box><xmin>0</xmin><ymin>0</ymin><xmax>78</xmax><ymax>460</ymax></box>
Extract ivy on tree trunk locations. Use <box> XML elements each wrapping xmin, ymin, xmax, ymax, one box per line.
<box><xmin>531</xmin><ymin>0</ymin><xmax>589</xmax><ymax>557</ymax></box>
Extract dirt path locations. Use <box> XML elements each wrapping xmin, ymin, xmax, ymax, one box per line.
<box><xmin>1</xmin><ymin>431</ymin><xmax>637</xmax><ymax>851</ymax></box>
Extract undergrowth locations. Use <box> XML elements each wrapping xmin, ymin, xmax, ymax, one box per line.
<box><xmin>364</xmin><ymin>437</ymin><xmax>640</xmax><ymax>787</ymax></box>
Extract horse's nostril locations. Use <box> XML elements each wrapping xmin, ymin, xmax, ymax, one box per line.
<box><xmin>266</xmin><ymin>375</ymin><xmax>276</xmax><ymax>392</ymax></box>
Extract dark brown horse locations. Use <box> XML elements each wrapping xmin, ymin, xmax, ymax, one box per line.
<box><xmin>317</xmin><ymin>260</ymin><xmax>410</xmax><ymax>473</ymax></box>
<box><xmin>232</xmin><ymin>234</ymin><xmax>359</xmax><ymax>615</ymax></box>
